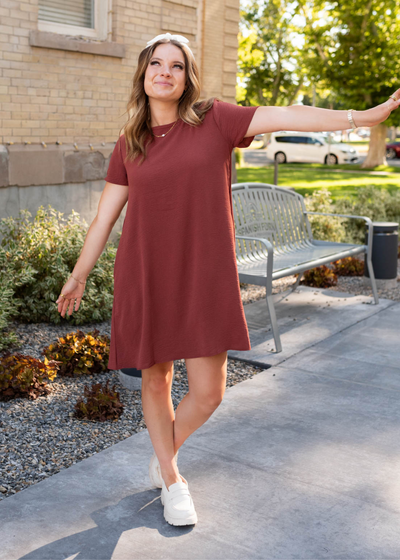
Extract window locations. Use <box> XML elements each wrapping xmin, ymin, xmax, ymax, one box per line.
<box><xmin>275</xmin><ymin>136</ymin><xmax>309</xmax><ymax>144</ymax></box>
<box><xmin>295</xmin><ymin>137</ymin><xmax>309</xmax><ymax>144</ymax></box>
<box><xmin>307</xmin><ymin>137</ymin><xmax>323</xmax><ymax>146</ymax></box>
<box><xmin>39</xmin><ymin>0</ymin><xmax>94</xmax><ymax>28</ymax></box>
<box><xmin>38</xmin><ymin>0</ymin><xmax>108</xmax><ymax>40</ymax></box>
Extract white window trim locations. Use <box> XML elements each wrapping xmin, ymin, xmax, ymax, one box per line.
<box><xmin>38</xmin><ymin>0</ymin><xmax>111</xmax><ymax>42</ymax></box>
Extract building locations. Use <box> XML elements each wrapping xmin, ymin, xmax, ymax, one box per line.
<box><xmin>0</xmin><ymin>0</ymin><xmax>242</xmax><ymax>239</ymax></box>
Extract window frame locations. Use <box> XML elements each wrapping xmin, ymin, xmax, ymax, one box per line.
<box><xmin>37</xmin><ymin>0</ymin><xmax>109</xmax><ymax>41</ymax></box>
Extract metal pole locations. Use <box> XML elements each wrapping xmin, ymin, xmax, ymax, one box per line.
<box><xmin>327</xmin><ymin>132</ymin><xmax>332</xmax><ymax>162</ymax></box>
<box><xmin>274</xmin><ymin>158</ymin><xmax>278</xmax><ymax>185</ymax></box>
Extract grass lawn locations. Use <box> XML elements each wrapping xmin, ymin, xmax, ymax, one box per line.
<box><xmin>236</xmin><ymin>163</ymin><xmax>400</xmax><ymax>200</ymax></box>
<box><xmin>300</xmin><ymin>162</ymin><xmax>400</xmax><ymax>173</ymax></box>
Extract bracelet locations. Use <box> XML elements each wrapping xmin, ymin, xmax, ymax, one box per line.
<box><xmin>347</xmin><ymin>109</ymin><xmax>357</xmax><ymax>130</ymax></box>
<box><xmin>70</xmin><ymin>273</ymin><xmax>87</xmax><ymax>285</ymax></box>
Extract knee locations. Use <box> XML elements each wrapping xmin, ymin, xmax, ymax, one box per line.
<box><xmin>142</xmin><ymin>363</ymin><xmax>173</xmax><ymax>394</ymax></box>
<box><xmin>194</xmin><ymin>390</ymin><xmax>224</xmax><ymax>413</ymax></box>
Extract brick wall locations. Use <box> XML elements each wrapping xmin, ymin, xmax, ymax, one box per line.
<box><xmin>0</xmin><ymin>0</ymin><xmax>240</xmax><ymax>145</ymax></box>
<box><xmin>0</xmin><ymin>0</ymin><xmax>241</xmax><ymax>234</ymax></box>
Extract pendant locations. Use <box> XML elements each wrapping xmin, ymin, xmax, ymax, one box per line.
<box><xmin>161</xmin><ymin>133</ymin><xmax>165</xmax><ymax>137</ymax></box>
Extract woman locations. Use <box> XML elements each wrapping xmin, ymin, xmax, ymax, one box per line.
<box><xmin>56</xmin><ymin>32</ymin><xmax>400</xmax><ymax>527</ymax></box>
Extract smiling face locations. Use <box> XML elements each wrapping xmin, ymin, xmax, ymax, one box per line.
<box><xmin>144</xmin><ymin>42</ymin><xmax>187</xmax><ymax>104</ymax></box>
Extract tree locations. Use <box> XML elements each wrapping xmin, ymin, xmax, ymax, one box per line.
<box><xmin>237</xmin><ymin>0</ymin><xmax>305</xmax><ymax>108</ymax></box>
<box><xmin>298</xmin><ymin>0</ymin><xmax>400</xmax><ymax>167</ymax></box>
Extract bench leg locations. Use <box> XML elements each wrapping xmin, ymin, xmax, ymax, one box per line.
<box><xmin>365</xmin><ymin>254</ymin><xmax>379</xmax><ymax>304</ymax></box>
<box><xmin>266</xmin><ymin>278</ymin><xmax>282</xmax><ymax>353</ymax></box>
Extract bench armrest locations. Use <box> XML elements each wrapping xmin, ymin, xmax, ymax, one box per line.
<box><xmin>304</xmin><ymin>211</ymin><xmax>372</xmax><ymax>225</ymax></box>
<box><xmin>235</xmin><ymin>235</ymin><xmax>274</xmax><ymax>283</ymax></box>
<box><xmin>235</xmin><ymin>235</ymin><xmax>274</xmax><ymax>253</ymax></box>
<box><xmin>304</xmin><ymin>211</ymin><xmax>373</xmax><ymax>258</ymax></box>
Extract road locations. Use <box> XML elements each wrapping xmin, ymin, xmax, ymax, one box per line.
<box><xmin>243</xmin><ymin>148</ymin><xmax>400</xmax><ymax>168</ymax></box>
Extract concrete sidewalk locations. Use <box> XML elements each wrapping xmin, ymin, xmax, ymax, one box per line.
<box><xmin>1</xmin><ymin>288</ymin><xmax>400</xmax><ymax>559</ymax></box>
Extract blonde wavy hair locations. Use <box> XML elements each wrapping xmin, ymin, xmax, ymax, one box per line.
<box><xmin>118</xmin><ymin>38</ymin><xmax>219</xmax><ymax>166</ymax></box>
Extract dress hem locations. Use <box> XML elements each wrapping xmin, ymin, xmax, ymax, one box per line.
<box><xmin>107</xmin><ymin>343</ymin><xmax>252</xmax><ymax>371</ymax></box>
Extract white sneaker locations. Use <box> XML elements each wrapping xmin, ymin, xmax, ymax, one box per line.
<box><xmin>161</xmin><ymin>477</ymin><xmax>198</xmax><ymax>526</ymax></box>
<box><xmin>149</xmin><ymin>450</ymin><xmax>179</xmax><ymax>488</ymax></box>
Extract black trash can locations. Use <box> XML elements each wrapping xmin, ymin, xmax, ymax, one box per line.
<box><xmin>364</xmin><ymin>222</ymin><xmax>399</xmax><ymax>280</ymax></box>
<box><xmin>119</xmin><ymin>367</ymin><xmax>142</xmax><ymax>391</ymax></box>
<box><xmin>120</xmin><ymin>367</ymin><xmax>142</xmax><ymax>378</ymax></box>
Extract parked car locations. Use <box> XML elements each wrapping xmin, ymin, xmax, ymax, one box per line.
<box><xmin>357</xmin><ymin>128</ymin><xmax>371</xmax><ymax>138</ymax></box>
<box><xmin>266</xmin><ymin>131</ymin><xmax>359</xmax><ymax>164</ymax></box>
<box><xmin>386</xmin><ymin>142</ymin><xmax>400</xmax><ymax>159</ymax></box>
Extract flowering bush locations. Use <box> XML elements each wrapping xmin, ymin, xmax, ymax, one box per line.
<box><xmin>42</xmin><ymin>329</ymin><xmax>110</xmax><ymax>377</ymax></box>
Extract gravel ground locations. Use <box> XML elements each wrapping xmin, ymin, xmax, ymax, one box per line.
<box><xmin>239</xmin><ymin>257</ymin><xmax>400</xmax><ymax>304</ymax></box>
<box><xmin>1</xmin><ymin>257</ymin><xmax>398</xmax><ymax>502</ymax></box>
<box><xmin>0</xmin><ymin>321</ymin><xmax>264</xmax><ymax>502</ymax></box>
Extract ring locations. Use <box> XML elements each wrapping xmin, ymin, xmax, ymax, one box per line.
<box><xmin>60</xmin><ymin>294</ymin><xmax>66</xmax><ymax>298</ymax></box>
<box><xmin>390</xmin><ymin>94</ymin><xmax>398</xmax><ymax>101</ymax></box>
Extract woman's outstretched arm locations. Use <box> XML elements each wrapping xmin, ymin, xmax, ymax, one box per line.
<box><xmin>245</xmin><ymin>87</ymin><xmax>400</xmax><ymax>136</ymax></box>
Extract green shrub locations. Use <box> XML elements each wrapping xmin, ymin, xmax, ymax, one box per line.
<box><xmin>0</xmin><ymin>352</ymin><xmax>60</xmax><ymax>401</ymax></box>
<box><xmin>42</xmin><ymin>328</ymin><xmax>110</xmax><ymax>377</ymax></box>
<box><xmin>0</xmin><ymin>205</ymin><xmax>117</xmax><ymax>325</ymax></box>
<box><xmin>299</xmin><ymin>265</ymin><xmax>338</xmax><ymax>288</ymax></box>
<box><xmin>0</xmin><ymin>245</ymin><xmax>36</xmax><ymax>351</ymax></box>
<box><xmin>234</xmin><ymin>147</ymin><xmax>243</xmax><ymax>167</ymax></box>
<box><xmin>74</xmin><ymin>379</ymin><xmax>124</xmax><ymax>422</ymax></box>
<box><xmin>114</xmin><ymin>230</ymin><xmax>122</xmax><ymax>249</ymax></box>
<box><xmin>305</xmin><ymin>186</ymin><xmax>400</xmax><ymax>246</ymax></box>
<box><xmin>384</xmin><ymin>189</ymin><xmax>400</xmax><ymax>224</ymax></box>
<box><xmin>335</xmin><ymin>186</ymin><xmax>400</xmax><ymax>244</ymax></box>
<box><xmin>304</xmin><ymin>189</ymin><xmax>347</xmax><ymax>242</ymax></box>
<box><xmin>0</xmin><ymin>264</ymin><xmax>19</xmax><ymax>351</ymax></box>
<box><xmin>332</xmin><ymin>257</ymin><xmax>364</xmax><ymax>276</ymax></box>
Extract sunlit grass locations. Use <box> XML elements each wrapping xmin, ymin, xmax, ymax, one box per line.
<box><xmin>288</xmin><ymin>162</ymin><xmax>400</xmax><ymax>173</ymax></box>
<box><xmin>236</xmin><ymin>164</ymin><xmax>400</xmax><ymax>199</ymax></box>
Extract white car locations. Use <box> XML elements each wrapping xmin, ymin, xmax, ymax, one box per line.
<box><xmin>266</xmin><ymin>131</ymin><xmax>359</xmax><ymax>164</ymax></box>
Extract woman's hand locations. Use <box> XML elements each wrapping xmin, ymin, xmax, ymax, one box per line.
<box><xmin>358</xmin><ymin>88</ymin><xmax>400</xmax><ymax>127</ymax></box>
<box><xmin>55</xmin><ymin>276</ymin><xmax>86</xmax><ymax>318</ymax></box>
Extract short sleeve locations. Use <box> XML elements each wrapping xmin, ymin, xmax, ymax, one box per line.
<box><xmin>104</xmin><ymin>135</ymin><xmax>129</xmax><ymax>186</ymax></box>
<box><xmin>212</xmin><ymin>99</ymin><xmax>259</xmax><ymax>150</ymax></box>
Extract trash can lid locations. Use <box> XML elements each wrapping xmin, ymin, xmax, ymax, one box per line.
<box><xmin>371</xmin><ymin>222</ymin><xmax>399</xmax><ymax>233</ymax></box>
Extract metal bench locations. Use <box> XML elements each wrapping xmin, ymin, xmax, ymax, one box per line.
<box><xmin>232</xmin><ymin>182</ymin><xmax>379</xmax><ymax>353</ymax></box>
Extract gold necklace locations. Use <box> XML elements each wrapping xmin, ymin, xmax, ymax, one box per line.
<box><xmin>152</xmin><ymin>119</ymin><xmax>179</xmax><ymax>137</ymax></box>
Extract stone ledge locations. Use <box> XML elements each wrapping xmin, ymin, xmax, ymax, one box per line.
<box><xmin>1</xmin><ymin>143</ymin><xmax>116</xmax><ymax>188</ymax></box>
<box><xmin>29</xmin><ymin>30</ymin><xmax>126</xmax><ymax>58</ymax></box>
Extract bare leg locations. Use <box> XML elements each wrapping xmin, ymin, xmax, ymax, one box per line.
<box><xmin>141</xmin><ymin>351</ymin><xmax>227</xmax><ymax>489</ymax></box>
<box><xmin>141</xmin><ymin>361</ymin><xmax>181</xmax><ymax>489</ymax></box>
<box><xmin>173</xmin><ymin>351</ymin><xmax>228</xmax><ymax>452</ymax></box>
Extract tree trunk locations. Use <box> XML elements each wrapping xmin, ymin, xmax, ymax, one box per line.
<box><xmin>361</xmin><ymin>123</ymin><xmax>387</xmax><ymax>168</ymax></box>
<box><xmin>262</xmin><ymin>132</ymin><xmax>272</xmax><ymax>148</ymax></box>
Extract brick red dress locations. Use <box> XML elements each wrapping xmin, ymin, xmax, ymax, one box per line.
<box><xmin>104</xmin><ymin>99</ymin><xmax>259</xmax><ymax>370</ymax></box>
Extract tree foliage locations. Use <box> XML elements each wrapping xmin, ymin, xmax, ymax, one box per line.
<box><xmin>294</xmin><ymin>0</ymin><xmax>400</xmax><ymax>166</ymax></box>
<box><xmin>238</xmin><ymin>0</ymin><xmax>400</xmax><ymax>165</ymax></box>
<box><xmin>237</xmin><ymin>0</ymin><xmax>305</xmax><ymax>107</ymax></box>
<box><xmin>298</xmin><ymin>0</ymin><xmax>400</xmax><ymax>117</ymax></box>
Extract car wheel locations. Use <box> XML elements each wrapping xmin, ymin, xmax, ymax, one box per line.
<box><xmin>386</xmin><ymin>148</ymin><xmax>397</xmax><ymax>160</ymax></box>
<box><xmin>275</xmin><ymin>151</ymin><xmax>286</xmax><ymax>163</ymax></box>
<box><xmin>325</xmin><ymin>154</ymin><xmax>338</xmax><ymax>165</ymax></box>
